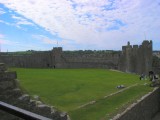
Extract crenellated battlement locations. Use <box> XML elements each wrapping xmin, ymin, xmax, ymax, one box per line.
<box><xmin>0</xmin><ymin>40</ymin><xmax>153</xmax><ymax>74</ymax></box>
<box><xmin>142</xmin><ymin>40</ymin><xmax>152</xmax><ymax>46</ymax></box>
<box><xmin>52</xmin><ymin>47</ymin><xmax>63</xmax><ymax>53</ymax></box>
<box><xmin>119</xmin><ymin>40</ymin><xmax>152</xmax><ymax>74</ymax></box>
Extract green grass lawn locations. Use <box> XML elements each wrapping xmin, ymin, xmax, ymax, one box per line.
<box><xmin>10</xmin><ymin>68</ymin><xmax>152</xmax><ymax>120</ymax></box>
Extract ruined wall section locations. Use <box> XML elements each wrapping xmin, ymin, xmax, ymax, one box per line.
<box><xmin>141</xmin><ymin>41</ymin><xmax>152</xmax><ymax>74</ymax></box>
<box><xmin>0</xmin><ymin>40</ymin><xmax>152</xmax><ymax>72</ymax></box>
<box><xmin>119</xmin><ymin>40</ymin><xmax>152</xmax><ymax>75</ymax></box>
<box><xmin>0</xmin><ymin>49</ymin><xmax>120</xmax><ymax>69</ymax></box>
<box><xmin>0</xmin><ymin>51</ymin><xmax>53</xmax><ymax>68</ymax></box>
<box><xmin>131</xmin><ymin>45</ymin><xmax>139</xmax><ymax>73</ymax></box>
<box><xmin>51</xmin><ymin>47</ymin><xmax>67</xmax><ymax>68</ymax></box>
<box><xmin>49</xmin><ymin>47</ymin><xmax>120</xmax><ymax>69</ymax></box>
<box><xmin>61</xmin><ymin>51</ymin><xmax>120</xmax><ymax>69</ymax></box>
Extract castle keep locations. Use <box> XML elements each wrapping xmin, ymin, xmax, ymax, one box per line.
<box><xmin>0</xmin><ymin>40</ymin><xmax>153</xmax><ymax>75</ymax></box>
<box><xmin>119</xmin><ymin>40</ymin><xmax>152</xmax><ymax>75</ymax></box>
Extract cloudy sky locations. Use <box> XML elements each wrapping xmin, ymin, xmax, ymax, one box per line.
<box><xmin>0</xmin><ymin>0</ymin><xmax>160</xmax><ymax>52</ymax></box>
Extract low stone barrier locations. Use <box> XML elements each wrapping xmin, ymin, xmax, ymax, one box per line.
<box><xmin>112</xmin><ymin>87</ymin><xmax>160</xmax><ymax>120</ymax></box>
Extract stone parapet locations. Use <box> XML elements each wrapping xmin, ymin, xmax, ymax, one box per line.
<box><xmin>112</xmin><ymin>87</ymin><xmax>160</xmax><ymax>120</ymax></box>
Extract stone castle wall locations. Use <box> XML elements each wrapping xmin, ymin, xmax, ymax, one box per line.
<box><xmin>0</xmin><ymin>48</ymin><xmax>120</xmax><ymax>69</ymax></box>
<box><xmin>113</xmin><ymin>87</ymin><xmax>160</xmax><ymax>120</ymax></box>
<box><xmin>60</xmin><ymin>51</ymin><xmax>120</xmax><ymax>69</ymax></box>
<box><xmin>0</xmin><ymin>51</ymin><xmax>52</xmax><ymax>68</ymax></box>
<box><xmin>0</xmin><ymin>40</ymin><xmax>153</xmax><ymax>74</ymax></box>
<box><xmin>119</xmin><ymin>40</ymin><xmax>152</xmax><ymax>75</ymax></box>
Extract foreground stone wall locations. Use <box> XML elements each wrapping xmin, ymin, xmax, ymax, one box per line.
<box><xmin>113</xmin><ymin>87</ymin><xmax>160</xmax><ymax>120</ymax></box>
<box><xmin>0</xmin><ymin>63</ymin><xmax>69</xmax><ymax>120</ymax></box>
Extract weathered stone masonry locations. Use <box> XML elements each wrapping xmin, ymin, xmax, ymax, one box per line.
<box><xmin>119</xmin><ymin>40</ymin><xmax>152</xmax><ymax>75</ymax></box>
<box><xmin>113</xmin><ymin>87</ymin><xmax>160</xmax><ymax>120</ymax></box>
<box><xmin>0</xmin><ymin>40</ymin><xmax>153</xmax><ymax>74</ymax></box>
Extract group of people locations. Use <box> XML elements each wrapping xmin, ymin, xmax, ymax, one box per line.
<box><xmin>140</xmin><ymin>71</ymin><xmax>160</xmax><ymax>87</ymax></box>
<box><xmin>139</xmin><ymin>74</ymin><xmax>146</xmax><ymax>80</ymax></box>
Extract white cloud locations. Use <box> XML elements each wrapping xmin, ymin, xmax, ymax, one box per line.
<box><xmin>0</xmin><ymin>34</ymin><xmax>4</xmax><ymax>38</ymax></box>
<box><xmin>0</xmin><ymin>8</ymin><xmax>5</xmax><ymax>15</ymax></box>
<box><xmin>0</xmin><ymin>34</ymin><xmax>8</xmax><ymax>44</ymax></box>
<box><xmin>0</xmin><ymin>34</ymin><xmax>19</xmax><ymax>46</ymax></box>
<box><xmin>32</xmin><ymin>34</ymin><xmax>57</xmax><ymax>44</ymax></box>
<box><xmin>12</xmin><ymin>14</ymin><xmax>34</xmax><ymax>26</ymax></box>
<box><xmin>32</xmin><ymin>34</ymin><xmax>82</xmax><ymax>50</ymax></box>
<box><xmin>0</xmin><ymin>0</ymin><xmax>160</xmax><ymax>50</ymax></box>
<box><xmin>0</xmin><ymin>15</ymin><xmax>34</xmax><ymax>30</ymax></box>
<box><xmin>0</xmin><ymin>34</ymin><xmax>41</xmax><ymax>52</ymax></box>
